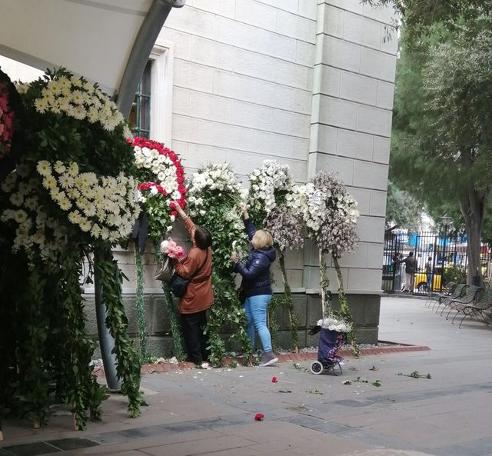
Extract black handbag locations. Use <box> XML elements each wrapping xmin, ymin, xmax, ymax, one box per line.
<box><xmin>170</xmin><ymin>251</ymin><xmax>209</xmax><ymax>298</ymax></box>
<box><xmin>169</xmin><ymin>274</ymin><xmax>189</xmax><ymax>297</ymax></box>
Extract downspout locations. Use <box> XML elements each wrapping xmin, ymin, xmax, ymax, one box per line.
<box><xmin>96</xmin><ymin>0</ymin><xmax>185</xmax><ymax>391</ymax></box>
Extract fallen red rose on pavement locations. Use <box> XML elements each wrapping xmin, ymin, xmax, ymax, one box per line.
<box><xmin>272</xmin><ymin>376</ymin><xmax>278</xmax><ymax>383</ymax></box>
<box><xmin>254</xmin><ymin>413</ymin><xmax>264</xmax><ymax>421</ymax></box>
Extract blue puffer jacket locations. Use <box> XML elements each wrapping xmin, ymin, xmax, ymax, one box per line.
<box><xmin>234</xmin><ymin>219</ymin><xmax>276</xmax><ymax>299</ymax></box>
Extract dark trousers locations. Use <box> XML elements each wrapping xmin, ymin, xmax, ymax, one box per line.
<box><xmin>181</xmin><ymin>310</ymin><xmax>209</xmax><ymax>365</ymax></box>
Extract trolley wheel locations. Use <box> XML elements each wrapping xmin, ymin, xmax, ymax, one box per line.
<box><xmin>310</xmin><ymin>361</ymin><xmax>324</xmax><ymax>375</ymax></box>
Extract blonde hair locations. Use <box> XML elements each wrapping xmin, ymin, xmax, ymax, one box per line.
<box><xmin>252</xmin><ymin>230</ymin><xmax>273</xmax><ymax>249</ymax></box>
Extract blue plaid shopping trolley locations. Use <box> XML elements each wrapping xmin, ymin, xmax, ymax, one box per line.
<box><xmin>310</xmin><ymin>328</ymin><xmax>346</xmax><ymax>375</ymax></box>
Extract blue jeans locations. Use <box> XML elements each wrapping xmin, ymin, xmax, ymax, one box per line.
<box><xmin>243</xmin><ymin>294</ymin><xmax>273</xmax><ymax>353</ymax></box>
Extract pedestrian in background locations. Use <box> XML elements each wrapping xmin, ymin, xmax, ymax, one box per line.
<box><xmin>425</xmin><ymin>256</ymin><xmax>433</xmax><ymax>292</ymax></box>
<box><xmin>400</xmin><ymin>251</ymin><xmax>417</xmax><ymax>293</ymax></box>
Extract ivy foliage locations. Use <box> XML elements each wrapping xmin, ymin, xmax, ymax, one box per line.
<box><xmin>134</xmin><ymin>248</ymin><xmax>148</xmax><ymax>362</ymax></box>
<box><xmin>95</xmin><ymin>244</ymin><xmax>144</xmax><ymax>418</ymax></box>
<box><xmin>0</xmin><ymin>68</ymin><xmax>141</xmax><ymax>429</ymax></box>
<box><xmin>0</xmin><ymin>245</ymin><xmax>107</xmax><ymax>430</ymax></box>
<box><xmin>56</xmin><ymin>249</ymin><xmax>107</xmax><ymax>429</ymax></box>
<box><xmin>188</xmin><ymin>164</ymin><xmax>251</xmax><ymax>365</ymax></box>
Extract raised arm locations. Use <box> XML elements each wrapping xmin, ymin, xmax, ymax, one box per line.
<box><xmin>240</xmin><ymin>203</ymin><xmax>256</xmax><ymax>240</ymax></box>
<box><xmin>172</xmin><ymin>201</ymin><xmax>196</xmax><ymax>238</ymax></box>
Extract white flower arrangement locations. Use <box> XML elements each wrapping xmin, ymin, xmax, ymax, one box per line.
<box><xmin>187</xmin><ymin>163</ymin><xmax>243</xmax><ymax>212</ymax></box>
<box><xmin>36</xmin><ymin>160</ymin><xmax>140</xmax><ymax>241</ymax></box>
<box><xmin>187</xmin><ymin>162</ymin><xmax>248</xmax><ymax>264</ymax></box>
<box><xmin>133</xmin><ymin>145</ymin><xmax>182</xmax><ymax>199</ymax></box>
<box><xmin>248</xmin><ymin>160</ymin><xmax>291</xmax><ymax>215</ymax></box>
<box><xmin>317</xmin><ymin>317</ymin><xmax>352</xmax><ymax>333</ymax></box>
<box><xmin>1</xmin><ymin>170</ymin><xmax>69</xmax><ymax>262</ymax></box>
<box><xmin>287</xmin><ymin>183</ymin><xmax>325</xmax><ymax>232</ymax></box>
<box><xmin>289</xmin><ymin>173</ymin><xmax>359</xmax><ymax>256</ymax></box>
<box><xmin>31</xmin><ymin>73</ymin><xmax>125</xmax><ymax>133</ymax></box>
<box><xmin>131</xmin><ymin>138</ymin><xmax>187</xmax><ymax>239</ymax></box>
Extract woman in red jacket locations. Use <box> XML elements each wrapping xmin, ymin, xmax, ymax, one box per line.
<box><xmin>172</xmin><ymin>203</ymin><xmax>213</xmax><ymax>366</ymax></box>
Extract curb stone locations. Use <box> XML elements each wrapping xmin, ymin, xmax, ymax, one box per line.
<box><xmin>93</xmin><ymin>343</ymin><xmax>430</xmax><ymax>377</ymax></box>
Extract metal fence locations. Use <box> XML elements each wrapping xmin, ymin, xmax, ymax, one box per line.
<box><xmin>382</xmin><ymin>230</ymin><xmax>492</xmax><ymax>294</ymax></box>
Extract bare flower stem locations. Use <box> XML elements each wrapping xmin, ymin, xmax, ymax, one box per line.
<box><xmin>319</xmin><ymin>249</ymin><xmax>331</xmax><ymax>317</ymax></box>
<box><xmin>279</xmin><ymin>251</ymin><xmax>298</xmax><ymax>351</ymax></box>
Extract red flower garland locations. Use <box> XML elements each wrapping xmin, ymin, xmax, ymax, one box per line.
<box><xmin>0</xmin><ymin>81</ymin><xmax>14</xmax><ymax>159</ymax></box>
<box><xmin>131</xmin><ymin>137</ymin><xmax>187</xmax><ymax>216</ymax></box>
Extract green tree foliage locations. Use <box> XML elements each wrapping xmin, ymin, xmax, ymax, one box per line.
<box><xmin>369</xmin><ymin>0</ymin><xmax>492</xmax><ymax>285</ymax></box>
<box><xmin>364</xmin><ymin>0</ymin><xmax>492</xmax><ymax>33</ymax></box>
<box><xmin>385</xmin><ymin>181</ymin><xmax>422</xmax><ymax>230</ymax></box>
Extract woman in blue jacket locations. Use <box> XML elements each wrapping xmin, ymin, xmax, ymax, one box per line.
<box><xmin>232</xmin><ymin>204</ymin><xmax>278</xmax><ymax>367</ymax></box>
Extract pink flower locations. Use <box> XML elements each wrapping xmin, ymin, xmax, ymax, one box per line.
<box><xmin>175</xmin><ymin>246</ymin><xmax>185</xmax><ymax>260</ymax></box>
<box><xmin>162</xmin><ymin>238</ymin><xmax>186</xmax><ymax>260</ymax></box>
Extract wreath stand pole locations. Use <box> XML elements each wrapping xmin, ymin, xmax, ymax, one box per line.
<box><xmin>94</xmin><ymin>246</ymin><xmax>121</xmax><ymax>391</ymax></box>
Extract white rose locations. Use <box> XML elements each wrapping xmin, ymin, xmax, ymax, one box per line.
<box><xmin>160</xmin><ymin>240</ymin><xmax>169</xmax><ymax>253</ymax></box>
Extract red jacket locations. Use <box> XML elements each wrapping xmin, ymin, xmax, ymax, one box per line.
<box><xmin>174</xmin><ymin>216</ymin><xmax>213</xmax><ymax>314</ymax></box>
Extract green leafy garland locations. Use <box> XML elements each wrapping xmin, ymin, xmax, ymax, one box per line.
<box><xmin>134</xmin><ymin>247</ymin><xmax>148</xmax><ymax>362</ymax></box>
<box><xmin>161</xmin><ymin>283</ymin><xmax>186</xmax><ymax>360</ymax></box>
<box><xmin>277</xmin><ymin>252</ymin><xmax>299</xmax><ymax>350</ymax></box>
<box><xmin>206</xmin><ymin>272</ymin><xmax>252</xmax><ymax>365</ymax></box>
<box><xmin>16</xmin><ymin>268</ymin><xmax>50</xmax><ymax>428</ymax></box>
<box><xmin>332</xmin><ymin>256</ymin><xmax>360</xmax><ymax>357</ymax></box>
<box><xmin>130</xmin><ymin>137</ymin><xmax>187</xmax><ymax>359</ymax></box>
<box><xmin>94</xmin><ymin>245</ymin><xmax>143</xmax><ymax>417</ymax></box>
<box><xmin>155</xmin><ymin>245</ymin><xmax>186</xmax><ymax>360</ymax></box>
<box><xmin>268</xmin><ymin>293</ymin><xmax>283</xmax><ymax>349</ymax></box>
<box><xmin>187</xmin><ymin>164</ymin><xmax>252</xmax><ymax>365</ymax></box>
<box><xmin>0</xmin><ymin>68</ymin><xmax>142</xmax><ymax>429</ymax></box>
<box><xmin>56</xmin><ymin>249</ymin><xmax>107</xmax><ymax>429</ymax></box>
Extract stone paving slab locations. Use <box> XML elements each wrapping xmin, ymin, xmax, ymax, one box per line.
<box><xmin>1</xmin><ymin>297</ymin><xmax>492</xmax><ymax>456</ymax></box>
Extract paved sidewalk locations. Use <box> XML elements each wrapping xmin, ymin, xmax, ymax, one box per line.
<box><xmin>1</xmin><ymin>296</ymin><xmax>492</xmax><ymax>456</ymax></box>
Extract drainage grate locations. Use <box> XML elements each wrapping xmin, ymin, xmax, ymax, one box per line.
<box><xmin>2</xmin><ymin>438</ymin><xmax>99</xmax><ymax>455</ymax></box>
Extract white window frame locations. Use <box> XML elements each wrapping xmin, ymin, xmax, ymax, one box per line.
<box><xmin>149</xmin><ymin>41</ymin><xmax>174</xmax><ymax>147</ymax></box>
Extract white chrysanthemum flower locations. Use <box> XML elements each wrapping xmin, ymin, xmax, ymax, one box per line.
<box><xmin>9</xmin><ymin>193</ymin><xmax>24</xmax><ymax>207</ymax></box>
<box><xmin>42</xmin><ymin>176</ymin><xmax>57</xmax><ymax>190</ymax></box>
<box><xmin>37</xmin><ymin>161</ymin><xmax>52</xmax><ymax>177</ymax></box>
<box><xmin>54</xmin><ymin>161</ymin><xmax>66</xmax><ymax>174</ymax></box>
<box><xmin>79</xmin><ymin>218</ymin><xmax>92</xmax><ymax>232</ymax></box>
<box><xmin>68</xmin><ymin>162</ymin><xmax>79</xmax><ymax>177</ymax></box>
<box><xmin>14</xmin><ymin>210</ymin><xmax>28</xmax><ymax>224</ymax></box>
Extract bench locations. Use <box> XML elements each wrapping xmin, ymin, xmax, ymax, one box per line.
<box><xmin>443</xmin><ymin>285</ymin><xmax>482</xmax><ymax>319</ymax></box>
<box><xmin>433</xmin><ymin>283</ymin><xmax>467</xmax><ymax>313</ymax></box>
<box><xmin>452</xmin><ymin>288</ymin><xmax>492</xmax><ymax>328</ymax></box>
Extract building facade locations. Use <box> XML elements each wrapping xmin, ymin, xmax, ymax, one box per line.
<box><xmin>0</xmin><ymin>0</ymin><xmax>397</xmax><ymax>351</ymax></box>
